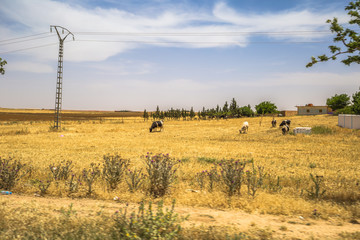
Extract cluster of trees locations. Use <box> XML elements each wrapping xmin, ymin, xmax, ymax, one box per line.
<box><xmin>143</xmin><ymin>98</ymin><xmax>280</xmax><ymax>121</ymax></box>
<box><xmin>326</xmin><ymin>88</ymin><xmax>360</xmax><ymax>114</ymax></box>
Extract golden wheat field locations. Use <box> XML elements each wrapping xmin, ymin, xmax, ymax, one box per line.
<box><xmin>0</xmin><ymin>109</ymin><xmax>360</xmax><ymax>239</ymax></box>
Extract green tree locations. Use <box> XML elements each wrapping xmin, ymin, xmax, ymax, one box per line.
<box><xmin>189</xmin><ymin>107</ymin><xmax>195</xmax><ymax>120</ymax></box>
<box><xmin>326</xmin><ymin>93</ymin><xmax>351</xmax><ymax>111</ymax></box>
<box><xmin>239</xmin><ymin>105</ymin><xmax>254</xmax><ymax>117</ymax></box>
<box><xmin>201</xmin><ymin>107</ymin><xmax>206</xmax><ymax>119</ymax></box>
<box><xmin>229</xmin><ymin>98</ymin><xmax>238</xmax><ymax>117</ymax></box>
<box><xmin>306</xmin><ymin>1</ymin><xmax>360</xmax><ymax>67</ymax></box>
<box><xmin>255</xmin><ymin>101</ymin><xmax>278</xmax><ymax>115</ymax></box>
<box><xmin>155</xmin><ymin>106</ymin><xmax>160</xmax><ymax>119</ymax></box>
<box><xmin>143</xmin><ymin>109</ymin><xmax>149</xmax><ymax>121</ymax></box>
<box><xmin>0</xmin><ymin>57</ymin><xmax>7</xmax><ymax>75</ymax></box>
<box><xmin>223</xmin><ymin>101</ymin><xmax>229</xmax><ymax>113</ymax></box>
<box><xmin>352</xmin><ymin>88</ymin><xmax>360</xmax><ymax>114</ymax></box>
<box><xmin>216</xmin><ymin>104</ymin><xmax>221</xmax><ymax>113</ymax></box>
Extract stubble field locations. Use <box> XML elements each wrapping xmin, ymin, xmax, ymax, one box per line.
<box><xmin>0</xmin><ymin>109</ymin><xmax>359</xmax><ymax>239</ymax></box>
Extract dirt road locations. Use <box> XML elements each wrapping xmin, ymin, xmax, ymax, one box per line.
<box><xmin>1</xmin><ymin>194</ymin><xmax>358</xmax><ymax>239</ymax></box>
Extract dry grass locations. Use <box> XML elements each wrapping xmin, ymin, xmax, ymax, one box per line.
<box><xmin>0</xmin><ymin>113</ymin><xmax>359</xmax><ymax>222</ymax></box>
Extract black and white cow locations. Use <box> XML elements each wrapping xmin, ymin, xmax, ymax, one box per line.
<box><xmin>149</xmin><ymin>120</ymin><xmax>164</xmax><ymax>132</ymax></box>
<box><xmin>271</xmin><ymin>119</ymin><xmax>277</xmax><ymax>128</ymax></box>
<box><xmin>281</xmin><ymin>124</ymin><xmax>290</xmax><ymax>135</ymax></box>
<box><xmin>279</xmin><ymin>120</ymin><xmax>291</xmax><ymax>127</ymax></box>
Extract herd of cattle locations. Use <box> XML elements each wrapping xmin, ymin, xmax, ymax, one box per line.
<box><xmin>149</xmin><ymin>119</ymin><xmax>292</xmax><ymax>135</ymax></box>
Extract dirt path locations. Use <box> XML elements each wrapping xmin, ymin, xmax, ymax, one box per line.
<box><xmin>1</xmin><ymin>194</ymin><xmax>359</xmax><ymax>239</ymax></box>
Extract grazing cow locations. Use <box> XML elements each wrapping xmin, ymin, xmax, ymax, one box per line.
<box><xmin>282</xmin><ymin>124</ymin><xmax>290</xmax><ymax>135</ymax></box>
<box><xmin>149</xmin><ymin>120</ymin><xmax>163</xmax><ymax>132</ymax></box>
<box><xmin>279</xmin><ymin>120</ymin><xmax>291</xmax><ymax>127</ymax></box>
<box><xmin>239</xmin><ymin>121</ymin><xmax>249</xmax><ymax>134</ymax></box>
<box><xmin>271</xmin><ymin>119</ymin><xmax>277</xmax><ymax>128</ymax></box>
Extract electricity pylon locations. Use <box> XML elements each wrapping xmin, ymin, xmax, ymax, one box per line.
<box><xmin>50</xmin><ymin>25</ymin><xmax>74</xmax><ymax>130</ymax></box>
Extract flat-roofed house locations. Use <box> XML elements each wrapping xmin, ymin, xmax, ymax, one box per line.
<box><xmin>296</xmin><ymin>104</ymin><xmax>332</xmax><ymax>115</ymax></box>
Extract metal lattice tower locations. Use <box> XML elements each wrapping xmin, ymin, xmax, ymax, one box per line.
<box><xmin>51</xmin><ymin>25</ymin><xmax>74</xmax><ymax>130</ymax></box>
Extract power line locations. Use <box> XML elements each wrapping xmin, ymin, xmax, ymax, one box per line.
<box><xmin>74</xmin><ymin>30</ymin><xmax>331</xmax><ymax>36</ymax></box>
<box><xmin>0</xmin><ymin>29</ymin><xmax>332</xmax><ymax>54</ymax></box>
<box><xmin>77</xmin><ymin>39</ymin><xmax>330</xmax><ymax>44</ymax></box>
<box><xmin>0</xmin><ymin>43</ymin><xmax>58</xmax><ymax>54</ymax></box>
<box><xmin>0</xmin><ymin>39</ymin><xmax>330</xmax><ymax>54</ymax></box>
<box><xmin>0</xmin><ymin>34</ymin><xmax>55</xmax><ymax>46</ymax></box>
<box><xmin>0</xmin><ymin>32</ymin><xmax>49</xmax><ymax>43</ymax></box>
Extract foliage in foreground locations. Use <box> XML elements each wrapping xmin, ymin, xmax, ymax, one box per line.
<box><xmin>0</xmin><ymin>57</ymin><xmax>7</xmax><ymax>75</ymax></box>
<box><xmin>113</xmin><ymin>200</ymin><xmax>186</xmax><ymax>240</ymax></box>
<box><xmin>306</xmin><ymin>0</ymin><xmax>360</xmax><ymax>67</ymax></box>
<box><xmin>0</xmin><ymin>199</ymin><xmax>278</xmax><ymax>240</ymax></box>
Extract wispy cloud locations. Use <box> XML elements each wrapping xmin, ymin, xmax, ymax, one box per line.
<box><xmin>6</xmin><ymin>61</ymin><xmax>54</xmax><ymax>73</ymax></box>
<box><xmin>0</xmin><ymin>0</ymin><xmax>346</xmax><ymax>63</ymax></box>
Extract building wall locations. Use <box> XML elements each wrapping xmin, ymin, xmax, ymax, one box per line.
<box><xmin>280</xmin><ymin>111</ymin><xmax>297</xmax><ymax>117</ymax></box>
<box><xmin>338</xmin><ymin>114</ymin><xmax>360</xmax><ymax>129</ymax></box>
<box><xmin>297</xmin><ymin>107</ymin><xmax>329</xmax><ymax>115</ymax></box>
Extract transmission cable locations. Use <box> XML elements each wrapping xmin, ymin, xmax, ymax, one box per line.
<box><xmin>0</xmin><ymin>43</ymin><xmax>59</xmax><ymax>54</ymax></box>
<box><xmin>0</xmin><ymin>32</ymin><xmax>50</xmax><ymax>43</ymax></box>
<box><xmin>0</xmin><ymin>34</ymin><xmax>55</xmax><ymax>46</ymax></box>
<box><xmin>74</xmin><ymin>30</ymin><xmax>331</xmax><ymax>36</ymax></box>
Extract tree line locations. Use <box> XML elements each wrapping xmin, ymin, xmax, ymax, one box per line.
<box><xmin>326</xmin><ymin>88</ymin><xmax>360</xmax><ymax>114</ymax></box>
<box><xmin>143</xmin><ymin>98</ymin><xmax>279</xmax><ymax>121</ymax></box>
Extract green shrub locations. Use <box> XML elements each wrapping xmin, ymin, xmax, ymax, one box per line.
<box><xmin>306</xmin><ymin>173</ymin><xmax>326</xmax><ymax>199</ymax></box>
<box><xmin>126</xmin><ymin>168</ymin><xmax>144</xmax><ymax>192</ymax></box>
<box><xmin>144</xmin><ymin>153</ymin><xmax>180</xmax><ymax>198</ymax></box>
<box><xmin>49</xmin><ymin>160</ymin><xmax>73</xmax><ymax>181</ymax></box>
<box><xmin>0</xmin><ymin>157</ymin><xmax>28</xmax><ymax>190</ymax></box>
<box><xmin>246</xmin><ymin>160</ymin><xmax>266</xmax><ymax>197</ymax></box>
<box><xmin>312</xmin><ymin>125</ymin><xmax>333</xmax><ymax>135</ymax></box>
<box><xmin>113</xmin><ymin>200</ymin><xmax>187</xmax><ymax>240</ymax></box>
<box><xmin>218</xmin><ymin>159</ymin><xmax>248</xmax><ymax>196</ymax></box>
<box><xmin>82</xmin><ymin>163</ymin><xmax>101</xmax><ymax>196</ymax></box>
<box><xmin>197</xmin><ymin>157</ymin><xmax>218</xmax><ymax>164</ymax></box>
<box><xmin>102</xmin><ymin>154</ymin><xmax>129</xmax><ymax>190</ymax></box>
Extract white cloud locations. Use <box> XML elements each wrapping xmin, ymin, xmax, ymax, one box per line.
<box><xmin>212</xmin><ymin>1</ymin><xmax>348</xmax><ymax>39</ymax></box>
<box><xmin>0</xmin><ymin>0</ymin><xmax>347</xmax><ymax>62</ymax></box>
<box><xmin>218</xmin><ymin>71</ymin><xmax>360</xmax><ymax>88</ymax></box>
<box><xmin>6</xmin><ymin>61</ymin><xmax>54</xmax><ymax>73</ymax></box>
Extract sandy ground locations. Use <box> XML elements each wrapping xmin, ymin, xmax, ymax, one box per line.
<box><xmin>1</xmin><ymin>194</ymin><xmax>359</xmax><ymax>239</ymax></box>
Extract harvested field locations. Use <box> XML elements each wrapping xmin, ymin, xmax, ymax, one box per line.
<box><xmin>0</xmin><ymin>108</ymin><xmax>143</xmax><ymax>121</ymax></box>
<box><xmin>0</xmin><ymin>109</ymin><xmax>359</xmax><ymax>239</ymax></box>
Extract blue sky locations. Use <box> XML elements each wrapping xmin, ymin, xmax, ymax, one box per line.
<box><xmin>0</xmin><ymin>0</ymin><xmax>359</xmax><ymax>111</ymax></box>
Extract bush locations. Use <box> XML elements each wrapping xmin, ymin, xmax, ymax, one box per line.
<box><xmin>312</xmin><ymin>125</ymin><xmax>333</xmax><ymax>135</ymax></box>
<box><xmin>218</xmin><ymin>159</ymin><xmax>248</xmax><ymax>196</ymax></box>
<box><xmin>197</xmin><ymin>157</ymin><xmax>218</xmax><ymax>164</ymax></box>
<box><xmin>126</xmin><ymin>168</ymin><xmax>144</xmax><ymax>192</ymax></box>
<box><xmin>144</xmin><ymin>153</ymin><xmax>180</xmax><ymax>198</ymax></box>
<box><xmin>113</xmin><ymin>200</ymin><xmax>187</xmax><ymax>240</ymax></box>
<box><xmin>195</xmin><ymin>167</ymin><xmax>219</xmax><ymax>192</ymax></box>
<box><xmin>0</xmin><ymin>157</ymin><xmax>28</xmax><ymax>190</ymax></box>
<box><xmin>336</xmin><ymin>106</ymin><xmax>355</xmax><ymax>114</ymax></box>
<box><xmin>246</xmin><ymin>160</ymin><xmax>266</xmax><ymax>197</ymax></box>
<box><xmin>49</xmin><ymin>160</ymin><xmax>73</xmax><ymax>181</ymax></box>
<box><xmin>306</xmin><ymin>173</ymin><xmax>326</xmax><ymax>199</ymax></box>
<box><xmin>102</xmin><ymin>154</ymin><xmax>129</xmax><ymax>190</ymax></box>
<box><xmin>82</xmin><ymin>163</ymin><xmax>101</xmax><ymax>196</ymax></box>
